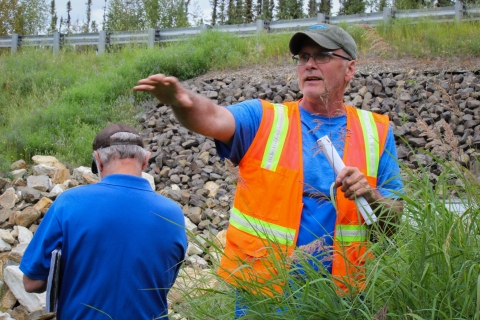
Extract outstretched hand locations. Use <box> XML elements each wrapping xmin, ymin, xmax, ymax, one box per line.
<box><xmin>134</xmin><ymin>74</ymin><xmax>193</xmax><ymax>108</ymax></box>
<box><xmin>134</xmin><ymin>73</ymin><xmax>236</xmax><ymax>144</ymax></box>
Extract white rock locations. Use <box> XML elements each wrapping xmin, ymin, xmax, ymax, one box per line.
<box><xmin>15</xmin><ymin>226</ymin><xmax>33</xmax><ymax>244</ymax></box>
<box><xmin>4</xmin><ymin>266</ymin><xmax>46</xmax><ymax>312</ymax></box>
<box><xmin>0</xmin><ymin>230</ymin><xmax>15</xmax><ymax>244</ymax></box>
<box><xmin>32</xmin><ymin>164</ymin><xmax>56</xmax><ymax>177</ymax></box>
<box><xmin>72</xmin><ymin>166</ymin><xmax>93</xmax><ymax>183</ymax></box>
<box><xmin>187</xmin><ymin>242</ymin><xmax>204</xmax><ymax>256</ymax></box>
<box><xmin>50</xmin><ymin>184</ymin><xmax>65</xmax><ymax>196</ymax></box>
<box><xmin>184</xmin><ymin>217</ymin><xmax>197</xmax><ymax>233</ymax></box>
<box><xmin>185</xmin><ymin>255</ymin><xmax>208</xmax><ymax>268</ymax></box>
<box><xmin>10</xmin><ymin>228</ymin><xmax>18</xmax><ymax>238</ymax></box>
<box><xmin>198</xmin><ymin>152</ymin><xmax>210</xmax><ymax>165</ymax></box>
<box><xmin>204</xmin><ymin>181</ymin><xmax>220</xmax><ymax>198</ymax></box>
<box><xmin>0</xmin><ymin>239</ymin><xmax>12</xmax><ymax>252</ymax></box>
<box><xmin>10</xmin><ymin>242</ymin><xmax>28</xmax><ymax>259</ymax></box>
<box><xmin>31</xmin><ymin>155</ymin><xmax>66</xmax><ymax>170</ymax></box>
<box><xmin>26</xmin><ymin>175</ymin><xmax>52</xmax><ymax>192</ymax></box>
<box><xmin>10</xmin><ymin>169</ymin><xmax>27</xmax><ymax>180</ymax></box>
<box><xmin>0</xmin><ymin>311</ymin><xmax>15</xmax><ymax>320</ymax></box>
<box><xmin>141</xmin><ymin>172</ymin><xmax>155</xmax><ymax>190</ymax></box>
<box><xmin>62</xmin><ymin>180</ymin><xmax>72</xmax><ymax>189</ymax></box>
<box><xmin>0</xmin><ymin>188</ymin><xmax>17</xmax><ymax>209</ymax></box>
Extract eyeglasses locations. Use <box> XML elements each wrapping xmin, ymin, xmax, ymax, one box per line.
<box><xmin>292</xmin><ymin>52</ymin><xmax>352</xmax><ymax>65</ymax></box>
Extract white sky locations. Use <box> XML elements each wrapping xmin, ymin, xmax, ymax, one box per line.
<box><xmin>55</xmin><ymin>0</ymin><xmax>213</xmax><ymax>26</ymax></box>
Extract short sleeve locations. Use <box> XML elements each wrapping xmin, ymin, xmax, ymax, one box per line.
<box><xmin>215</xmin><ymin>99</ymin><xmax>263</xmax><ymax>165</ymax></box>
<box><xmin>377</xmin><ymin>127</ymin><xmax>404</xmax><ymax>198</ymax></box>
<box><xmin>20</xmin><ymin>201</ymin><xmax>64</xmax><ymax>280</ymax></box>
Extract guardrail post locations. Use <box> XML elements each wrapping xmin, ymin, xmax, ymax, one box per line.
<box><xmin>148</xmin><ymin>28</ymin><xmax>155</xmax><ymax>47</ymax></box>
<box><xmin>11</xmin><ymin>34</ymin><xmax>21</xmax><ymax>53</ymax></box>
<box><xmin>256</xmin><ymin>19</ymin><xmax>264</xmax><ymax>33</ymax></box>
<box><xmin>455</xmin><ymin>0</ymin><xmax>465</xmax><ymax>20</ymax></box>
<box><xmin>98</xmin><ymin>30</ymin><xmax>107</xmax><ymax>54</ymax></box>
<box><xmin>383</xmin><ymin>7</ymin><xmax>394</xmax><ymax>23</ymax></box>
<box><xmin>53</xmin><ymin>32</ymin><xmax>62</xmax><ymax>55</ymax></box>
<box><xmin>255</xmin><ymin>20</ymin><xmax>270</xmax><ymax>32</ymax></box>
<box><xmin>317</xmin><ymin>13</ymin><xmax>327</xmax><ymax>24</ymax></box>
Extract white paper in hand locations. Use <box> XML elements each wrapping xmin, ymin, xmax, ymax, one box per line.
<box><xmin>318</xmin><ymin>135</ymin><xmax>377</xmax><ymax>225</ymax></box>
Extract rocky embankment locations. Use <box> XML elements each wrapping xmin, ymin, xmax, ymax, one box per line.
<box><xmin>0</xmin><ymin>63</ymin><xmax>479</xmax><ymax>319</ymax></box>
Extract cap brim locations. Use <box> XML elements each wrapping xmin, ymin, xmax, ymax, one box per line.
<box><xmin>289</xmin><ymin>32</ymin><xmax>340</xmax><ymax>55</ymax></box>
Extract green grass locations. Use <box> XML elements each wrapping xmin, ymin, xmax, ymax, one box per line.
<box><xmin>1</xmin><ymin>20</ymin><xmax>480</xmax><ymax>171</ymax></box>
<box><xmin>377</xmin><ymin>19</ymin><xmax>480</xmax><ymax>57</ymax></box>
<box><xmin>172</xmin><ymin>155</ymin><xmax>480</xmax><ymax>319</ymax></box>
<box><xmin>0</xmin><ymin>30</ymin><xmax>295</xmax><ymax>171</ymax></box>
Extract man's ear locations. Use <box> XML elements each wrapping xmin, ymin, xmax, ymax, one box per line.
<box><xmin>141</xmin><ymin>151</ymin><xmax>151</xmax><ymax>171</ymax></box>
<box><xmin>345</xmin><ymin>60</ymin><xmax>356</xmax><ymax>82</ymax></box>
<box><xmin>93</xmin><ymin>151</ymin><xmax>103</xmax><ymax>173</ymax></box>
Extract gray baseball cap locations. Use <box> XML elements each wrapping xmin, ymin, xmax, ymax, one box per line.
<box><xmin>289</xmin><ymin>24</ymin><xmax>357</xmax><ymax>60</ymax></box>
<box><xmin>91</xmin><ymin>123</ymin><xmax>144</xmax><ymax>174</ymax></box>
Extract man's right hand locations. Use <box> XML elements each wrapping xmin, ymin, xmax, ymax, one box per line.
<box><xmin>134</xmin><ymin>74</ymin><xmax>236</xmax><ymax>145</ymax></box>
<box><xmin>134</xmin><ymin>74</ymin><xmax>193</xmax><ymax>108</ymax></box>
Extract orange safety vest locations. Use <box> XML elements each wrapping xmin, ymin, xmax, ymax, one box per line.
<box><xmin>218</xmin><ymin>100</ymin><xmax>389</xmax><ymax>293</ymax></box>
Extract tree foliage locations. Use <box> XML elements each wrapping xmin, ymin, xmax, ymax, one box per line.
<box><xmin>211</xmin><ymin>0</ymin><xmax>219</xmax><ymax>24</ymax></box>
<box><xmin>0</xmin><ymin>0</ymin><xmax>21</xmax><ymax>36</ymax></box>
<box><xmin>276</xmin><ymin>0</ymin><xmax>304</xmax><ymax>19</ymax></box>
<box><xmin>217</xmin><ymin>0</ymin><xmax>227</xmax><ymax>24</ymax></box>
<box><xmin>319</xmin><ymin>0</ymin><xmax>331</xmax><ymax>15</ymax></box>
<box><xmin>338</xmin><ymin>0</ymin><xmax>366</xmax><ymax>15</ymax></box>
<box><xmin>66</xmin><ymin>1</ymin><xmax>72</xmax><ymax>33</ymax></box>
<box><xmin>245</xmin><ymin>0</ymin><xmax>254</xmax><ymax>22</ymax></box>
<box><xmin>2</xmin><ymin>0</ymin><xmax>49</xmax><ymax>35</ymax></box>
<box><xmin>226</xmin><ymin>0</ymin><xmax>237</xmax><ymax>23</ymax></box>
<box><xmin>263</xmin><ymin>0</ymin><xmax>274</xmax><ymax>21</ymax></box>
<box><xmin>104</xmin><ymin>0</ymin><xmax>190</xmax><ymax>31</ymax></box>
<box><xmin>153</xmin><ymin>0</ymin><xmax>189</xmax><ymax>28</ymax></box>
<box><xmin>85</xmin><ymin>0</ymin><xmax>92</xmax><ymax>33</ymax></box>
<box><xmin>307</xmin><ymin>0</ymin><xmax>316</xmax><ymax>17</ymax></box>
<box><xmin>48</xmin><ymin>0</ymin><xmax>57</xmax><ymax>34</ymax></box>
<box><xmin>105</xmin><ymin>0</ymin><xmax>145</xmax><ymax>31</ymax></box>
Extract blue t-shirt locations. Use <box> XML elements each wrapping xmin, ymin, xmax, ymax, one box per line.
<box><xmin>20</xmin><ymin>174</ymin><xmax>187</xmax><ymax>319</ymax></box>
<box><xmin>216</xmin><ymin>99</ymin><xmax>403</xmax><ymax>272</ymax></box>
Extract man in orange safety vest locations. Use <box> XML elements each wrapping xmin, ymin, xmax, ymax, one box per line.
<box><xmin>135</xmin><ymin>23</ymin><xmax>403</xmax><ymax>317</ymax></box>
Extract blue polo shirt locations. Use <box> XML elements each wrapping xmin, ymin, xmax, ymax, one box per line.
<box><xmin>20</xmin><ymin>174</ymin><xmax>187</xmax><ymax>319</ymax></box>
<box><xmin>216</xmin><ymin>99</ymin><xmax>403</xmax><ymax>272</ymax></box>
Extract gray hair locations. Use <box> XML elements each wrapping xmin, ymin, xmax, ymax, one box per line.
<box><xmin>93</xmin><ymin>132</ymin><xmax>147</xmax><ymax>167</ymax></box>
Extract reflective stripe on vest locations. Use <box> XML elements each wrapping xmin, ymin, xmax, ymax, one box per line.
<box><xmin>335</xmin><ymin>225</ymin><xmax>368</xmax><ymax>243</ymax></box>
<box><xmin>230</xmin><ymin>207</ymin><xmax>295</xmax><ymax>246</ymax></box>
<box><xmin>356</xmin><ymin>109</ymin><xmax>380</xmax><ymax>178</ymax></box>
<box><xmin>261</xmin><ymin>104</ymin><xmax>289</xmax><ymax>171</ymax></box>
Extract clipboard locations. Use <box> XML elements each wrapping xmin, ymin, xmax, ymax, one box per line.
<box><xmin>46</xmin><ymin>248</ymin><xmax>62</xmax><ymax>313</ymax></box>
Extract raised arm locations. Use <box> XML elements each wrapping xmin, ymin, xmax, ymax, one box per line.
<box><xmin>134</xmin><ymin>74</ymin><xmax>235</xmax><ymax>144</ymax></box>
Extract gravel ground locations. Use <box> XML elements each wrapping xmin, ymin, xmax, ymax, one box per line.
<box><xmin>194</xmin><ymin>56</ymin><xmax>480</xmax><ymax>83</ymax></box>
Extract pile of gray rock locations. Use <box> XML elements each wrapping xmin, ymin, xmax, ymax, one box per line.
<box><xmin>0</xmin><ymin>67</ymin><xmax>479</xmax><ymax>319</ymax></box>
<box><xmin>140</xmin><ymin>68</ymin><xmax>480</xmax><ymax>193</ymax></box>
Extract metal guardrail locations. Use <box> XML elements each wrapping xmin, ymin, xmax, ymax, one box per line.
<box><xmin>65</xmin><ymin>33</ymin><xmax>101</xmax><ymax>46</ymax></box>
<box><xmin>0</xmin><ymin>1</ymin><xmax>478</xmax><ymax>54</ymax></box>
<box><xmin>331</xmin><ymin>11</ymin><xmax>384</xmax><ymax>25</ymax></box>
